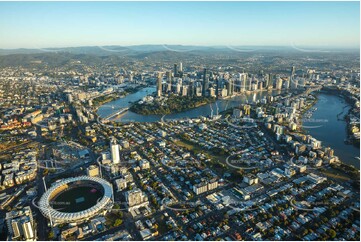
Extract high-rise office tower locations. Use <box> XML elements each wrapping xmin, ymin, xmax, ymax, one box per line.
<box><xmin>174</xmin><ymin>64</ymin><xmax>178</xmax><ymax>77</ymax></box>
<box><xmin>248</xmin><ymin>77</ymin><xmax>252</xmax><ymax>91</ymax></box>
<box><xmin>157</xmin><ymin>72</ymin><xmax>163</xmax><ymax>97</ymax></box>
<box><xmin>196</xmin><ymin>82</ymin><xmax>203</xmax><ymax>97</ymax></box>
<box><xmin>240</xmin><ymin>78</ymin><xmax>245</xmax><ymax>92</ymax></box>
<box><xmin>189</xmin><ymin>81</ymin><xmax>195</xmax><ymax>96</ymax></box>
<box><xmin>291</xmin><ymin>78</ymin><xmax>298</xmax><ymax>89</ymax></box>
<box><xmin>227</xmin><ymin>79</ymin><xmax>234</xmax><ymax>96</ymax></box>
<box><xmin>299</xmin><ymin>78</ymin><xmax>306</xmax><ymax>87</ymax></box>
<box><xmin>276</xmin><ymin>78</ymin><xmax>283</xmax><ymax>90</ymax></box>
<box><xmin>216</xmin><ymin>77</ymin><xmax>220</xmax><ymax>98</ymax></box>
<box><xmin>268</xmin><ymin>73</ymin><xmax>273</xmax><ymax>89</ymax></box>
<box><xmin>209</xmin><ymin>87</ymin><xmax>216</xmax><ymax>97</ymax></box>
<box><xmin>166</xmin><ymin>71</ymin><xmax>172</xmax><ymax>92</ymax></box>
<box><xmin>166</xmin><ymin>71</ymin><xmax>172</xmax><ymax>82</ymax></box>
<box><xmin>202</xmin><ymin>68</ymin><xmax>208</xmax><ymax>96</ymax></box>
<box><xmin>238</xmin><ymin>73</ymin><xmax>247</xmax><ymax>92</ymax></box>
<box><xmin>173</xmin><ymin>78</ymin><xmax>180</xmax><ymax>94</ymax></box>
<box><xmin>290</xmin><ymin>66</ymin><xmax>296</xmax><ymax>84</ymax></box>
<box><xmin>110</xmin><ymin>138</ymin><xmax>120</xmax><ymax>164</ymax></box>
<box><xmin>179</xmin><ymin>62</ymin><xmax>183</xmax><ymax>72</ymax></box>
<box><xmin>264</xmin><ymin>75</ymin><xmax>269</xmax><ymax>89</ymax></box>
<box><xmin>181</xmin><ymin>85</ymin><xmax>188</xmax><ymax>96</ymax></box>
<box><xmin>291</xmin><ymin>66</ymin><xmax>296</xmax><ymax>76</ymax></box>
<box><xmin>285</xmin><ymin>79</ymin><xmax>290</xmax><ymax>89</ymax></box>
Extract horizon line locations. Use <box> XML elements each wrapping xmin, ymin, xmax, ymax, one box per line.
<box><xmin>1</xmin><ymin>44</ymin><xmax>360</xmax><ymax>51</ymax></box>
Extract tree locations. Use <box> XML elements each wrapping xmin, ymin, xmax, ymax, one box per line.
<box><xmin>328</xmin><ymin>229</ymin><xmax>336</xmax><ymax>239</ymax></box>
<box><xmin>48</xmin><ymin>231</ymin><xmax>55</xmax><ymax>240</ymax></box>
<box><xmin>114</xmin><ymin>219</ymin><xmax>123</xmax><ymax>227</ymax></box>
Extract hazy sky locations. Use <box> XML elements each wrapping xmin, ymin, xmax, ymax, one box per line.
<box><xmin>0</xmin><ymin>1</ymin><xmax>359</xmax><ymax>49</ymax></box>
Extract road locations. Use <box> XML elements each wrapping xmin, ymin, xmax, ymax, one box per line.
<box><xmin>0</xmin><ymin>140</ymin><xmax>38</xmax><ymax>155</ymax></box>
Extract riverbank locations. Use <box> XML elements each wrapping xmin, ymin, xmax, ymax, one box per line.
<box><xmin>93</xmin><ymin>92</ymin><xmax>125</xmax><ymax>107</ymax></box>
<box><xmin>129</xmin><ymin>95</ymin><xmax>216</xmax><ymax>115</ymax></box>
<box><xmin>321</xmin><ymin>87</ymin><xmax>360</xmax><ymax>147</ymax></box>
<box><xmin>97</xmin><ymin>87</ymin><xmax>285</xmax><ymax>123</ymax></box>
<box><xmin>300</xmin><ymin>91</ymin><xmax>360</xmax><ymax>170</ymax></box>
<box><xmin>93</xmin><ymin>85</ymin><xmax>148</xmax><ymax>110</ymax></box>
<box><xmin>218</xmin><ymin>87</ymin><xmax>283</xmax><ymax>100</ymax></box>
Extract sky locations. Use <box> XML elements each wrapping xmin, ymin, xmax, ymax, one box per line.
<box><xmin>0</xmin><ymin>1</ymin><xmax>359</xmax><ymax>49</ymax></box>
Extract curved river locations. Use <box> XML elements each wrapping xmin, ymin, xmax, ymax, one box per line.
<box><xmin>97</xmin><ymin>87</ymin><xmax>359</xmax><ymax>168</ymax></box>
<box><xmin>97</xmin><ymin>86</ymin><xmax>282</xmax><ymax>122</ymax></box>
<box><xmin>303</xmin><ymin>93</ymin><xmax>360</xmax><ymax>169</ymax></box>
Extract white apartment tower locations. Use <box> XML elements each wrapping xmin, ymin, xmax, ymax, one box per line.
<box><xmin>110</xmin><ymin>138</ymin><xmax>120</xmax><ymax>164</ymax></box>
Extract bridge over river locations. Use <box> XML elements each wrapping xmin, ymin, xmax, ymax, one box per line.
<box><xmin>101</xmin><ymin>107</ymin><xmax>129</xmax><ymax>120</ymax></box>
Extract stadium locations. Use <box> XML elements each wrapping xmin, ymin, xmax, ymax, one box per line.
<box><xmin>38</xmin><ymin>176</ymin><xmax>113</xmax><ymax>224</ymax></box>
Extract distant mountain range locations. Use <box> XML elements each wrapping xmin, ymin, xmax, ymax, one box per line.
<box><xmin>0</xmin><ymin>45</ymin><xmax>358</xmax><ymax>69</ymax></box>
<box><xmin>2</xmin><ymin>44</ymin><xmax>355</xmax><ymax>56</ymax></box>
<box><xmin>0</xmin><ymin>45</ymin><xmax>222</xmax><ymax>56</ymax></box>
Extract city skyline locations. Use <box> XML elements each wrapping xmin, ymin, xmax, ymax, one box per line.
<box><xmin>0</xmin><ymin>1</ymin><xmax>360</xmax><ymax>49</ymax></box>
<box><xmin>0</xmin><ymin>1</ymin><xmax>360</xmax><ymax>241</ymax></box>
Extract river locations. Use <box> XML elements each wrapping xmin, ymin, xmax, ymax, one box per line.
<box><xmin>97</xmin><ymin>87</ymin><xmax>360</xmax><ymax>168</ymax></box>
<box><xmin>303</xmin><ymin>93</ymin><xmax>360</xmax><ymax>169</ymax></box>
<box><xmin>97</xmin><ymin>86</ymin><xmax>283</xmax><ymax>122</ymax></box>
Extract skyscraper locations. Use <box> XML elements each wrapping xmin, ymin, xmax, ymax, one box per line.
<box><xmin>174</xmin><ymin>64</ymin><xmax>178</xmax><ymax>77</ymax></box>
<box><xmin>179</xmin><ymin>62</ymin><xmax>183</xmax><ymax>72</ymax></box>
<box><xmin>166</xmin><ymin>71</ymin><xmax>172</xmax><ymax>92</ymax></box>
<box><xmin>291</xmin><ymin>66</ymin><xmax>296</xmax><ymax>76</ymax></box>
<box><xmin>264</xmin><ymin>75</ymin><xmax>269</xmax><ymax>89</ymax></box>
<box><xmin>216</xmin><ymin>77</ymin><xmax>220</xmax><ymax>98</ymax></box>
<box><xmin>291</xmin><ymin>78</ymin><xmax>298</xmax><ymax>89</ymax></box>
<box><xmin>189</xmin><ymin>81</ymin><xmax>195</xmax><ymax>96</ymax></box>
<box><xmin>110</xmin><ymin>138</ymin><xmax>120</xmax><ymax>164</ymax></box>
<box><xmin>268</xmin><ymin>73</ymin><xmax>274</xmax><ymax>90</ymax></box>
<box><xmin>240</xmin><ymin>78</ymin><xmax>245</xmax><ymax>92</ymax></box>
<box><xmin>166</xmin><ymin>71</ymin><xmax>172</xmax><ymax>81</ymax></box>
<box><xmin>202</xmin><ymin>68</ymin><xmax>208</xmax><ymax>96</ymax></box>
<box><xmin>248</xmin><ymin>77</ymin><xmax>252</xmax><ymax>91</ymax></box>
<box><xmin>238</xmin><ymin>73</ymin><xmax>247</xmax><ymax>92</ymax></box>
<box><xmin>276</xmin><ymin>78</ymin><xmax>283</xmax><ymax>90</ymax></box>
<box><xmin>227</xmin><ymin>79</ymin><xmax>234</xmax><ymax>96</ymax></box>
<box><xmin>157</xmin><ymin>72</ymin><xmax>163</xmax><ymax>97</ymax></box>
<box><xmin>285</xmin><ymin>78</ymin><xmax>290</xmax><ymax>89</ymax></box>
<box><xmin>181</xmin><ymin>85</ymin><xmax>188</xmax><ymax>96</ymax></box>
<box><xmin>290</xmin><ymin>66</ymin><xmax>296</xmax><ymax>83</ymax></box>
